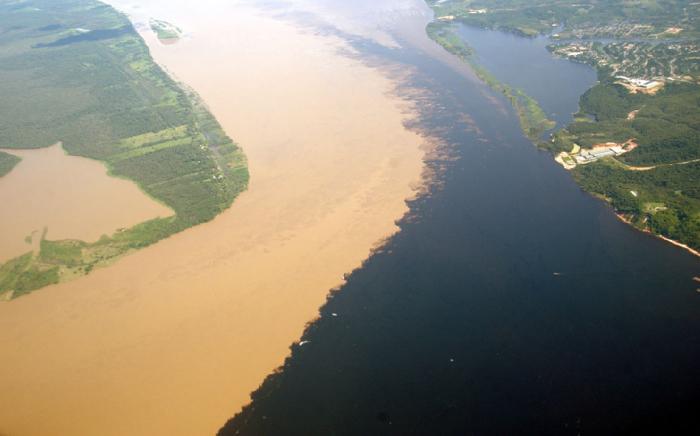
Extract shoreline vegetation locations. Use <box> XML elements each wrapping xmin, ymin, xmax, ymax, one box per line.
<box><xmin>426</xmin><ymin>21</ymin><xmax>556</xmax><ymax>142</ymax></box>
<box><xmin>424</xmin><ymin>0</ymin><xmax>700</xmax><ymax>256</ymax></box>
<box><xmin>0</xmin><ymin>0</ymin><xmax>248</xmax><ymax>298</ymax></box>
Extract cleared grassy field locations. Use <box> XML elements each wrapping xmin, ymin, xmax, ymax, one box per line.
<box><xmin>0</xmin><ymin>0</ymin><xmax>248</xmax><ymax>298</ymax></box>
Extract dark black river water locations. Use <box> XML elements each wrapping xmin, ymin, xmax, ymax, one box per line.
<box><xmin>452</xmin><ymin>23</ymin><xmax>597</xmax><ymax>131</ymax></box>
<box><xmin>219</xmin><ymin>2</ymin><xmax>700</xmax><ymax>434</ymax></box>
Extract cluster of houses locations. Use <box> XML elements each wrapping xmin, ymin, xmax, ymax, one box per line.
<box><xmin>437</xmin><ymin>8</ymin><xmax>488</xmax><ymax>22</ymax></box>
<box><xmin>551</xmin><ymin>45</ymin><xmax>668</xmax><ymax>94</ymax></box>
<box><xmin>551</xmin><ymin>43</ymin><xmax>589</xmax><ymax>57</ymax></box>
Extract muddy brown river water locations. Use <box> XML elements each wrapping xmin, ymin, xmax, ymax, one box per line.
<box><xmin>0</xmin><ymin>144</ymin><xmax>172</xmax><ymax>263</ymax></box>
<box><xmin>0</xmin><ymin>0</ymin><xmax>428</xmax><ymax>434</ymax></box>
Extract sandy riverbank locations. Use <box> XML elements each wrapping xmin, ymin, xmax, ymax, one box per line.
<box><xmin>616</xmin><ymin>213</ymin><xmax>700</xmax><ymax>259</ymax></box>
<box><xmin>0</xmin><ymin>1</ymin><xmax>427</xmax><ymax>435</ymax></box>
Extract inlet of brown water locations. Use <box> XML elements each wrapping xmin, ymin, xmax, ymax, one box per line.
<box><xmin>0</xmin><ymin>144</ymin><xmax>172</xmax><ymax>263</ymax></box>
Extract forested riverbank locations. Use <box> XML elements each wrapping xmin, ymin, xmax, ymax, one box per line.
<box><xmin>0</xmin><ymin>0</ymin><xmax>248</xmax><ymax>298</ymax></box>
<box><xmin>425</xmin><ymin>0</ymin><xmax>700</xmax><ymax>252</ymax></box>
